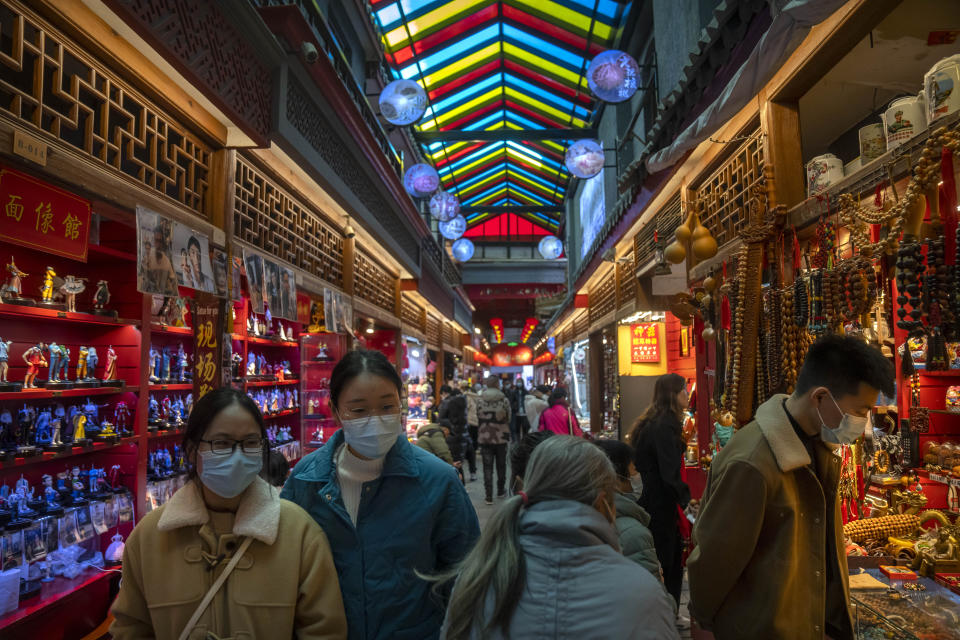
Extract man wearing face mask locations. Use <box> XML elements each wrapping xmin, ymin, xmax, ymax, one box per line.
<box><xmin>688</xmin><ymin>334</ymin><xmax>894</xmax><ymax>640</ymax></box>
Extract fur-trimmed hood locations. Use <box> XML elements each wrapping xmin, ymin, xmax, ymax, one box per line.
<box><xmin>754</xmin><ymin>394</ymin><xmax>812</xmax><ymax>472</ymax></box>
<box><xmin>157</xmin><ymin>476</ymin><xmax>281</xmax><ymax>545</ymax></box>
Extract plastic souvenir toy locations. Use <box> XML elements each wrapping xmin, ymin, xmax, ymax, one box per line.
<box><xmin>16</xmin><ymin>405</ymin><xmax>38</xmax><ymax>456</ymax></box>
<box><xmin>58</xmin><ymin>344</ymin><xmax>70</xmax><ymax>381</ymax></box>
<box><xmin>231</xmin><ymin>352</ymin><xmax>242</xmax><ymax>379</ymax></box>
<box><xmin>47</xmin><ymin>341</ymin><xmax>61</xmax><ymax>382</ymax></box>
<box><xmin>175</xmin><ymin>343</ymin><xmax>189</xmax><ymax>382</ymax></box>
<box><xmin>282</xmin><ymin>360</ymin><xmax>294</xmax><ymax>378</ymax></box>
<box><xmin>185</xmin><ymin>393</ymin><xmax>193</xmax><ymax>416</ymax></box>
<box><xmin>257</xmin><ymin>354</ymin><xmax>267</xmax><ymax>377</ymax></box>
<box><xmin>314</xmin><ymin>344</ymin><xmax>331</xmax><ymax>362</ymax></box>
<box><xmin>114</xmin><ymin>401</ymin><xmax>132</xmax><ymax>435</ymax></box>
<box><xmin>104</xmin><ymin>345</ymin><xmax>118</xmax><ymax>381</ymax></box>
<box><xmin>49</xmin><ymin>409</ymin><xmax>64</xmax><ymax>449</ymax></box>
<box><xmin>39</xmin><ymin>266</ymin><xmax>56</xmax><ymax>303</ymax></box>
<box><xmin>76</xmin><ymin>345</ymin><xmax>89</xmax><ymax>380</ymax></box>
<box><xmin>92</xmin><ymin>280</ymin><xmax>111</xmax><ymax>311</ymax></box>
<box><xmin>246</xmin><ymin>352</ymin><xmax>256</xmax><ymax>377</ymax></box>
<box><xmin>1</xmin><ymin>257</ymin><xmax>31</xmax><ymax>304</ymax></box>
<box><xmin>72</xmin><ymin>411</ymin><xmax>89</xmax><ymax>446</ymax></box>
<box><xmin>0</xmin><ymin>337</ymin><xmax>17</xmax><ymax>391</ymax></box>
<box><xmin>59</xmin><ymin>275</ymin><xmax>86</xmax><ymax>313</ymax></box>
<box><xmin>160</xmin><ymin>347</ymin><xmax>172</xmax><ymax>382</ymax></box>
<box><xmin>85</xmin><ymin>346</ymin><xmax>98</xmax><ymax>380</ymax></box>
<box><xmin>22</xmin><ymin>342</ymin><xmax>47</xmax><ymax>389</ymax></box>
<box><xmin>149</xmin><ymin>347</ymin><xmax>161</xmax><ymax>382</ymax></box>
<box><xmin>41</xmin><ymin>474</ymin><xmax>62</xmax><ymax>515</ymax></box>
<box><xmin>0</xmin><ymin>411</ymin><xmax>15</xmax><ymax>457</ymax></box>
<box><xmin>34</xmin><ymin>408</ymin><xmax>52</xmax><ymax>447</ymax></box>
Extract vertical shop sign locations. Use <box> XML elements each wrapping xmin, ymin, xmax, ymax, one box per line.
<box><xmin>193</xmin><ymin>292</ymin><xmax>225</xmax><ymax>400</ymax></box>
<box><xmin>0</xmin><ymin>165</ymin><xmax>91</xmax><ymax>261</ymax></box>
<box><xmin>630</xmin><ymin>323</ymin><xmax>660</xmax><ymax>363</ymax></box>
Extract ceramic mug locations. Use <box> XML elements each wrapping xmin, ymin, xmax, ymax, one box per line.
<box><xmin>883</xmin><ymin>94</ymin><xmax>926</xmax><ymax>150</ymax></box>
<box><xmin>807</xmin><ymin>153</ymin><xmax>843</xmax><ymax>196</ymax></box>
<box><xmin>925</xmin><ymin>54</ymin><xmax>960</xmax><ymax>123</ymax></box>
<box><xmin>858</xmin><ymin>123</ymin><xmax>886</xmax><ymax>162</ymax></box>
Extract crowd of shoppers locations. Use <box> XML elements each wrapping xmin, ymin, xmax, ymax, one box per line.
<box><xmin>112</xmin><ymin>334</ymin><xmax>892</xmax><ymax>640</ymax></box>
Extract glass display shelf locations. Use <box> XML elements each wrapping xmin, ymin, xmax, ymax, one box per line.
<box><xmin>851</xmin><ymin>569</ymin><xmax>960</xmax><ymax>640</ymax></box>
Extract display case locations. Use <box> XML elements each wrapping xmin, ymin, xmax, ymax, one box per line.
<box><xmin>851</xmin><ymin>569</ymin><xmax>960</xmax><ymax>640</ymax></box>
<box><xmin>300</xmin><ymin>332</ymin><xmax>349</xmax><ymax>456</ymax></box>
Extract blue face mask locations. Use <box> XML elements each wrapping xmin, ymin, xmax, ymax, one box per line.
<box><xmin>199</xmin><ymin>449</ymin><xmax>263</xmax><ymax>498</ymax></box>
<box><xmin>340</xmin><ymin>414</ymin><xmax>402</xmax><ymax>459</ymax></box>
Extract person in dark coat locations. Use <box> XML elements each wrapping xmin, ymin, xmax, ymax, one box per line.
<box><xmin>439</xmin><ymin>388</ymin><xmax>472</xmax><ymax>481</ymax></box>
<box><xmin>628</xmin><ymin>373</ymin><xmax>692</xmax><ymax>609</ymax></box>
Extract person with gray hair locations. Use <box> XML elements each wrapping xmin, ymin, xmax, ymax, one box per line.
<box><xmin>438</xmin><ymin>436</ymin><xmax>678</xmax><ymax>640</ymax></box>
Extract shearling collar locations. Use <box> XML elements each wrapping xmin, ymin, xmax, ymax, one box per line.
<box><xmin>755</xmin><ymin>394</ymin><xmax>812</xmax><ymax>473</ymax></box>
<box><xmin>157</xmin><ymin>477</ymin><xmax>281</xmax><ymax>545</ymax></box>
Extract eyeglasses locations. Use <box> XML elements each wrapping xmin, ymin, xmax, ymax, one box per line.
<box><xmin>200</xmin><ymin>436</ymin><xmax>264</xmax><ymax>455</ymax></box>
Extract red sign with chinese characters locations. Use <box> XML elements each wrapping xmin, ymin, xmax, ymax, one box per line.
<box><xmin>0</xmin><ymin>166</ymin><xmax>91</xmax><ymax>261</ymax></box>
<box><xmin>193</xmin><ymin>293</ymin><xmax>225</xmax><ymax>401</ymax></box>
<box><xmin>630</xmin><ymin>323</ymin><xmax>660</xmax><ymax>363</ymax></box>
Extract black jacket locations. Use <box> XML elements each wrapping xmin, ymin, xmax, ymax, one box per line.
<box><xmin>633</xmin><ymin>412</ymin><xmax>691</xmax><ymax>516</ymax></box>
<box><xmin>438</xmin><ymin>395</ymin><xmax>467</xmax><ymax>434</ymax></box>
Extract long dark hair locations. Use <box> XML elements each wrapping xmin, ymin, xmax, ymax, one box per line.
<box><xmin>183</xmin><ymin>387</ymin><xmax>267</xmax><ymax>477</ymax></box>
<box><xmin>330</xmin><ymin>349</ymin><xmax>403</xmax><ymax>410</ymax></box>
<box><xmin>628</xmin><ymin>373</ymin><xmax>686</xmax><ymax>444</ymax></box>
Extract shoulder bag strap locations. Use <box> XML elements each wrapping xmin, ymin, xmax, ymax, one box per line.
<box><xmin>178</xmin><ymin>535</ymin><xmax>254</xmax><ymax>640</ymax></box>
<box><xmin>567</xmin><ymin>406</ymin><xmax>573</xmax><ymax>436</ymax></box>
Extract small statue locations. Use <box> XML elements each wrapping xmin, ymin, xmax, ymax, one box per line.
<box><xmin>22</xmin><ymin>342</ymin><xmax>47</xmax><ymax>388</ymax></box>
<box><xmin>275</xmin><ymin>363</ymin><xmax>285</xmax><ymax>382</ymax></box>
<box><xmin>175</xmin><ymin>343</ymin><xmax>189</xmax><ymax>382</ymax></box>
<box><xmin>0</xmin><ymin>409</ymin><xmax>15</xmax><ymax>452</ymax></box>
<box><xmin>170</xmin><ymin>297</ymin><xmax>188</xmax><ymax>327</ymax></box>
<box><xmin>57</xmin><ymin>344</ymin><xmax>70</xmax><ymax>381</ymax></box>
<box><xmin>42</xmin><ymin>474</ymin><xmax>60</xmax><ymax>510</ymax></box>
<box><xmin>282</xmin><ymin>360</ymin><xmax>293</xmax><ymax>378</ymax></box>
<box><xmin>59</xmin><ymin>275</ymin><xmax>86</xmax><ymax>313</ymax></box>
<box><xmin>93</xmin><ymin>280</ymin><xmax>110</xmax><ymax>310</ymax></box>
<box><xmin>76</xmin><ymin>345</ymin><xmax>89</xmax><ymax>380</ymax></box>
<box><xmin>85</xmin><ymin>346</ymin><xmax>98</xmax><ymax>380</ymax></box>
<box><xmin>170</xmin><ymin>397</ymin><xmax>185</xmax><ymax>427</ymax></box>
<box><xmin>115</xmin><ymin>401</ymin><xmax>132</xmax><ymax>434</ymax></box>
<box><xmin>39</xmin><ymin>266</ymin><xmax>56</xmax><ymax>302</ymax></box>
<box><xmin>149</xmin><ymin>347</ymin><xmax>161</xmax><ymax>382</ymax></box>
<box><xmin>104</xmin><ymin>345</ymin><xmax>118</xmax><ymax>380</ymax></box>
<box><xmin>47</xmin><ymin>341</ymin><xmax>61</xmax><ymax>382</ymax></box>
<box><xmin>0</xmin><ymin>337</ymin><xmax>13</xmax><ymax>383</ymax></box>
<box><xmin>72</xmin><ymin>411</ymin><xmax>87</xmax><ymax>443</ymax></box>
<box><xmin>147</xmin><ymin>396</ymin><xmax>160</xmax><ymax>427</ymax></box>
<box><xmin>81</xmin><ymin>398</ymin><xmax>105</xmax><ymax>431</ymax></box>
<box><xmin>161</xmin><ymin>347</ymin><xmax>172</xmax><ymax>381</ymax></box>
<box><xmin>246</xmin><ymin>352</ymin><xmax>256</xmax><ymax>377</ymax></box>
<box><xmin>231</xmin><ymin>352</ymin><xmax>242</xmax><ymax>379</ymax></box>
<box><xmin>49</xmin><ymin>410</ymin><xmax>63</xmax><ymax>448</ymax></box>
<box><xmin>257</xmin><ymin>354</ymin><xmax>267</xmax><ymax>377</ymax></box>
<box><xmin>1</xmin><ymin>257</ymin><xmax>27</xmax><ymax>298</ymax></box>
<box><xmin>34</xmin><ymin>408</ymin><xmax>52</xmax><ymax>446</ymax></box>
<box><xmin>185</xmin><ymin>393</ymin><xmax>193</xmax><ymax>417</ymax></box>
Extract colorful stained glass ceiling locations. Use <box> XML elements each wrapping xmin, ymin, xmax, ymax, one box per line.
<box><xmin>370</xmin><ymin>0</ymin><xmax>632</xmax><ymax>239</ymax></box>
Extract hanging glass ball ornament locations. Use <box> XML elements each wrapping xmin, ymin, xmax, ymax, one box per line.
<box><xmin>379</xmin><ymin>79</ymin><xmax>428</xmax><ymax>125</ymax></box>
<box><xmin>587</xmin><ymin>50</ymin><xmax>640</xmax><ymax>103</ymax></box>
<box><xmin>565</xmin><ymin>140</ymin><xmax>605</xmax><ymax>179</ymax></box>
<box><xmin>403</xmin><ymin>163</ymin><xmax>440</xmax><ymax>199</ymax></box>
<box><xmin>538</xmin><ymin>235</ymin><xmax>564</xmax><ymax>260</ymax></box>
<box><xmin>439</xmin><ymin>215</ymin><xmax>466</xmax><ymax>240</ymax></box>
<box><xmin>451</xmin><ymin>238</ymin><xmax>474</xmax><ymax>262</ymax></box>
<box><xmin>429</xmin><ymin>190</ymin><xmax>460</xmax><ymax>222</ymax></box>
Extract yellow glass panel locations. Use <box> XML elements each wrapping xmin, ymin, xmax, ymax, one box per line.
<box><xmin>511</xmin><ymin>0</ymin><xmax>613</xmax><ymax>40</ymax></box>
<box><xmin>503</xmin><ymin>43</ymin><xmax>580</xmax><ymax>86</ymax></box>
<box><xmin>505</xmin><ymin>87</ymin><xmax>586</xmax><ymax>128</ymax></box>
<box><xmin>384</xmin><ymin>1</ymin><xmax>486</xmax><ymax>50</ymax></box>
<box><xmin>420</xmin><ymin>43</ymin><xmax>500</xmax><ymax>89</ymax></box>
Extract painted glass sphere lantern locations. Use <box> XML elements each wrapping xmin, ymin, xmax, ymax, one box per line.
<box><xmin>538</xmin><ymin>235</ymin><xmax>564</xmax><ymax>259</ymax></box>
<box><xmin>565</xmin><ymin>139</ymin><xmax>605</xmax><ymax>179</ymax></box>
<box><xmin>379</xmin><ymin>79</ymin><xmax>428</xmax><ymax>125</ymax></box>
<box><xmin>587</xmin><ymin>49</ymin><xmax>640</xmax><ymax>103</ymax></box>
<box><xmin>439</xmin><ymin>215</ymin><xmax>466</xmax><ymax>240</ymax></box>
<box><xmin>451</xmin><ymin>238</ymin><xmax>474</xmax><ymax>262</ymax></box>
<box><xmin>403</xmin><ymin>163</ymin><xmax>440</xmax><ymax>199</ymax></box>
<box><xmin>429</xmin><ymin>190</ymin><xmax>460</xmax><ymax>222</ymax></box>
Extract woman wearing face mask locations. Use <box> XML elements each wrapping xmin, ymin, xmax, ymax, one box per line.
<box><xmin>438</xmin><ymin>436</ymin><xmax>678</xmax><ymax>640</ymax></box>
<box><xmin>282</xmin><ymin>350</ymin><xmax>480</xmax><ymax>640</ymax></box>
<box><xmin>111</xmin><ymin>388</ymin><xmax>346</xmax><ymax>640</ymax></box>
<box><xmin>628</xmin><ymin>373</ymin><xmax>693</xmax><ymax>612</ymax></box>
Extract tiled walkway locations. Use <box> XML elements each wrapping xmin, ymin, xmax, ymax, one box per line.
<box><xmin>462</xmin><ymin>460</ymin><xmax>693</xmax><ymax>639</ymax></box>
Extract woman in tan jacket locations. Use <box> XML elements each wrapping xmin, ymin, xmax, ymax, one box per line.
<box><xmin>111</xmin><ymin>387</ymin><xmax>347</xmax><ymax>640</ymax></box>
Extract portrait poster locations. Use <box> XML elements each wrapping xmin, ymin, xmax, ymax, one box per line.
<box><xmin>276</xmin><ymin>265</ymin><xmax>298</xmax><ymax>322</ymax></box>
<box><xmin>230</xmin><ymin>255</ymin><xmax>244</xmax><ymax>301</ymax></box>
<box><xmin>171</xmin><ymin>223</ymin><xmax>214</xmax><ymax>293</ymax></box>
<box><xmin>136</xmin><ymin>206</ymin><xmax>179</xmax><ymax>296</ymax></box>
<box><xmin>324</xmin><ymin>288</ymin><xmax>353</xmax><ymax>334</ymax></box>
<box><xmin>210</xmin><ymin>247</ymin><xmax>228</xmax><ymax>298</ymax></box>
<box><xmin>263</xmin><ymin>258</ymin><xmax>281</xmax><ymax>316</ymax></box>
<box><xmin>242</xmin><ymin>249</ymin><xmax>265</xmax><ymax>314</ymax></box>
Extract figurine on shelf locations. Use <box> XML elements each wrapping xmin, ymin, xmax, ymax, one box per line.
<box><xmin>72</xmin><ymin>410</ymin><xmax>89</xmax><ymax>445</ymax></box>
<box><xmin>1</xmin><ymin>257</ymin><xmax>31</xmax><ymax>305</ymax></box>
<box><xmin>59</xmin><ymin>275</ymin><xmax>86</xmax><ymax>313</ymax></box>
<box><xmin>92</xmin><ymin>280</ymin><xmax>111</xmax><ymax>313</ymax></box>
<box><xmin>231</xmin><ymin>352</ymin><xmax>242</xmax><ymax>380</ymax></box>
<box><xmin>86</xmin><ymin>346</ymin><xmax>98</xmax><ymax>380</ymax></box>
<box><xmin>147</xmin><ymin>396</ymin><xmax>160</xmax><ymax>429</ymax></box>
<box><xmin>47</xmin><ymin>341</ymin><xmax>61</xmax><ymax>382</ymax></box>
<box><xmin>171</xmin><ymin>297</ymin><xmax>188</xmax><ymax>327</ymax></box>
<box><xmin>0</xmin><ymin>409</ymin><xmax>16</xmax><ymax>454</ymax></box>
<box><xmin>104</xmin><ymin>345</ymin><xmax>118</xmax><ymax>381</ymax></box>
<box><xmin>161</xmin><ymin>346</ymin><xmax>172</xmax><ymax>382</ymax></box>
<box><xmin>314</xmin><ymin>343</ymin><xmax>331</xmax><ymax>362</ymax></box>
<box><xmin>16</xmin><ymin>405</ymin><xmax>37</xmax><ymax>456</ymax></box>
<box><xmin>247</xmin><ymin>315</ymin><xmax>255</xmax><ymax>335</ymax></box>
<box><xmin>175</xmin><ymin>343</ymin><xmax>189</xmax><ymax>383</ymax></box>
<box><xmin>282</xmin><ymin>360</ymin><xmax>293</xmax><ymax>378</ymax></box>
<box><xmin>160</xmin><ymin>396</ymin><xmax>173</xmax><ymax>429</ymax></box>
<box><xmin>56</xmin><ymin>344</ymin><xmax>70</xmax><ymax>382</ymax></box>
<box><xmin>34</xmin><ymin>408</ymin><xmax>52</xmax><ymax>447</ymax></box>
<box><xmin>96</xmin><ymin>417</ymin><xmax>118</xmax><ymax>442</ymax></box>
<box><xmin>114</xmin><ymin>402</ymin><xmax>132</xmax><ymax>435</ymax></box>
<box><xmin>82</xmin><ymin>398</ymin><xmax>106</xmax><ymax>430</ymax></box>
<box><xmin>49</xmin><ymin>409</ymin><xmax>63</xmax><ymax>448</ymax></box>
<box><xmin>0</xmin><ymin>337</ymin><xmax>14</xmax><ymax>387</ymax></box>
<box><xmin>265</xmin><ymin>307</ymin><xmax>272</xmax><ymax>333</ymax></box>
<box><xmin>42</xmin><ymin>474</ymin><xmax>60</xmax><ymax>512</ymax></box>
<box><xmin>170</xmin><ymin>397</ymin><xmax>186</xmax><ymax>427</ymax></box>
<box><xmin>39</xmin><ymin>266</ymin><xmax>56</xmax><ymax>303</ymax></box>
<box><xmin>275</xmin><ymin>363</ymin><xmax>285</xmax><ymax>382</ymax></box>
<box><xmin>257</xmin><ymin>354</ymin><xmax>268</xmax><ymax>377</ymax></box>
<box><xmin>149</xmin><ymin>347</ymin><xmax>161</xmax><ymax>383</ymax></box>
<box><xmin>246</xmin><ymin>352</ymin><xmax>256</xmax><ymax>377</ymax></box>
<box><xmin>293</xmin><ymin>389</ymin><xmax>298</xmax><ymax>408</ymax></box>
<box><xmin>22</xmin><ymin>342</ymin><xmax>47</xmax><ymax>389</ymax></box>
<box><xmin>185</xmin><ymin>393</ymin><xmax>193</xmax><ymax>417</ymax></box>
<box><xmin>69</xmin><ymin>467</ymin><xmax>87</xmax><ymax>504</ymax></box>
<box><xmin>76</xmin><ymin>345</ymin><xmax>89</xmax><ymax>380</ymax></box>
<box><xmin>284</xmin><ymin>389</ymin><xmax>294</xmax><ymax>410</ymax></box>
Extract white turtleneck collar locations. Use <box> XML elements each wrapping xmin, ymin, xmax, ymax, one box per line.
<box><xmin>336</xmin><ymin>443</ymin><xmax>385</xmax><ymax>525</ymax></box>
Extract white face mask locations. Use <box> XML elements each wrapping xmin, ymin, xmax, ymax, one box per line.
<box><xmin>818</xmin><ymin>391</ymin><xmax>871</xmax><ymax>445</ymax></box>
<box><xmin>341</xmin><ymin>414</ymin><xmax>401</xmax><ymax>459</ymax></box>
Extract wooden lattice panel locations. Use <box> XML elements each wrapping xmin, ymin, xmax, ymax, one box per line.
<box><xmin>694</xmin><ymin>129</ymin><xmax>765</xmax><ymax>247</ymax></box>
<box><xmin>617</xmin><ymin>257</ymin><xmax>636</xmax><ymax>308</ymax></box>
<box><xmin>634</xmin><ymin>193</ymin><xmax>683</xmax><ymax>265</ymax></box>
<box><xmin>0</xmin><ymin>0</ymin><xmax>211</xmax><ymax>216</ymax></box>
<box><xmin>443</xmin><ymin>323</ymin><xmax>459</xmax><ymax>348</ymax></box>
<box><xmin>354</xmin><ymin>250</ymin><xmax>395</xmax><ymax>313</ymax></box>
<box><xmin>426</xmin><ymin>314</ymin><xmax>441</xmax><ymax>346</ymax></box>
<box><xmin>233</xmin><ymin>155</ymin><xmax>344</xmax><ymax>286</ymax></box>
<box><xmin>573</xmin><ymin>311</ymin><xmax>589</xmax><ymax>339</ymax></box>
<box><xmin>400</xmin><ymin>297</ymin><xmax>423</xmax><ymax>329</ymax></box>
<box><xmin>589</xmin><ymin>272</ymin><xmax>617</xmax><ymax>324</ymax></box>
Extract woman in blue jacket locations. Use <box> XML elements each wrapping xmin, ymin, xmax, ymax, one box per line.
<box><xmin>282</xmin><ymin>349</ymin><xmax>480</xmax><ymax>640</ymax></box>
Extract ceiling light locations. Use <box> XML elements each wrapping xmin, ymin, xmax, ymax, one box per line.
<box><xmin>365</xmin><ymin>319</ymin><xmax>376</xmax><ymax>334</ymax></box>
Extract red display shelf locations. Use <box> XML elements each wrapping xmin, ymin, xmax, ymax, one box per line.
<box><xmin>244</xmin><ymin>379</ymin><xmax>299</xmax><ymax>387</ymax></box>
<box><xmin>918</xmin><ymin>370</ymin><xmax>960</xmax><ymax>377</ymax></box>
<box><xmin>0</xmin><ymin>569</ymin><xmax>117</xmax><ymax>631</ymax></box>
<box><xmin>0</xmin><ymin>436</ymin><xmax>139</xmax><ymax>469</ymax></box>
<box><xmin>148</xmin><ymin>428</ymin><xmax>185</xmax><ymax>440</ymax></box>
<box><xmin>0</xmin><ymin>385</ymin><xmax>139</xmax><ymax>402</ymax></box>
<box><xmin>147</xmin><ymin>383</ymin><xmax>193</xmax><ymax>391</ymax></box>
<box><xmin>304</xmin><ymin>360</ymin><xmax>337</xmax><ymax>366</ymax></box>
<box><xmin>87</xmin><ymin>243</ymin><xmax>136</xmax><ymax>262</ymax></box>
<box><xmin>0</xmin><ymin>302</ymin><xmax>139</xmax><ymax>327</ymax></box>
<box><xmin>265</xmin><ymin>408</ymin><xmax>300</xmax><ymax>419</ymax></box>
<box><xmin>246</xmin><ymin>336</ymin><xmax>298</xmax><ymax>347</ymax></box>
<box><xmin>231</xmin><ymin>333</ymin><xmax>244</xmax><ymax>341</ymax></box>
<box><xmin>150</xmin><ymin>323</ymin><xmax>193</xmax><ymax>335</ymax></box>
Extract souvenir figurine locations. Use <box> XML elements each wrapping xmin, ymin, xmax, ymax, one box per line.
<box><xmin>0</xmin><ymin>409</ymin><xmax>16</xmax><ymax>458</ymax></box>
<box><xmin>85</xmin><ymin>346</ymin><xmax>98</xmax><ymax>381</ymax></box>
<box><xmin>76</xmin><ymin>345</ymin><xmax>89</xmax><ymax>380</ymax></box>
<box><xmin>149</xmin><ymin>347</ymin><xmax>161</xmax><ymax>383</ymax></box>
<box><xmin>114</xmin><ymin>401</ymin><xmax>132</xmax><ymax>436</ymax></box>
<box><xmin>160</xmin><ymin>346</ymin><xmax>172</xmax><ymax>382</ymax></box>
<box><xmin>170</xmin><ymin>397</ymin><xmax>185</xmax><ymax>427</ymax></box>
<box><xmin>38</xmin><ymin>266</ymin><xmax>63</xmax><ymax>308</ymax></box>
<box><xmin>175</xmin><ymin>343</ymin><xmax>189</xmax><ymax>382</ymax></box>
<box><xmin>16</xmin><ymin>405</ymin><xmax>38</xmax><ymax>457</ymax></box>
<box><xmin>160</xmin><ymin>396</ymin><xmax>172</xmax><ymax>429</ymax></box>
<box><xmin>22</xmin><ymin>342</ymin><xmax>47</xmax><ymax>389</ymax></box>
<box><xmin>59</xmin><ymin>275</ymin><xmax>86</xmax><ymax>313</ymax></box>
<box><xmin>69</xmin><ymin>467</ymin><xmax>87</xmax><ymax>505</ymax></box>
<box><xmin>275</xmin><ymin>363</ymin><xmax>285</xmax><ymax>382</ymax></box>
<box><xmin>246</xmin><ymin>352</ymin><xmax>256</xmax><ymax>377</ymax></box>
<box><xmin>0</xmin><ymin>337</ymin><xmax>19</xmax><ymax>391</ymax></box>
<box><xmin>81</xmin><ymin>398</ymin><xmax>106</xmax><ymax>432</ymax></box>
<box><xmin>265</xmin><ymin>307</ymin><xmax>273</xmax><ymax>333</ymax></box>
<box><xmin>47</xmin><ymin>341</ymin><xmax>61</xmax><ymax>382</ymax></box>
<box><xmin>185</xmin><ymin>393</ymin><xmax>193</xmax><ymax>417</ymax></box>
<box><xmin>103</xmin><ymin>345</ymin><xmax>118</xmax><ymax>382</ymax></box>
<box><xmin>49</xmin><ymin>408</ymin><xmax>64</xmax><ymax>449</ymax></box>
<box><xmin>147</xmin><ymin>396</ymin><xmax>160</xmax><ymax>430</ymax></box>
<box><xmin>72</xmin><ymin>409</ymin><xmax>91</xmax><ymax>447</ymax></box>
<box><xmin>247</xmin><ymin>315</ymin><xmax>255</xmax><ymax>334</ymax></box>
<box><xmin>91</xmin><ymin>280</ymin><xmax>114</xmax><ymax>317</ymax></box>
<box><xmin>314</xmin><ymin>343</ymin><xmax>331</xmax><ymax>362</ymax></box>
<box><xmin>282</xmin><ymin>360</ymin><xmax>294</xmax><ymax>379</ymax></box>
<box><xmin>231</xmin><ymin>352</ymin><xmax>242</xmax><ymax>380</ymax></box>
<box><xmin>96</xmin><ymin>417</ymin><xmax>118</xmax><ymax>442</ymax></box>
<box><xmin>257</xmin><ymin>354</ymin><xmax>268</xmax><ymax>378</ymax></box>
<box><xmin>56</xmin><ymin>343</ymin><xmax>70</xmax><ymax>382</ymax></box>
<box><xmin>41</xmin><ymin>474</ymin><xmax>62</xmax><ymax>515</ymax></box>
<box><xmin>1</xmin><ymin>257</ymin><xmax>32</xmax><ymax>305</ymax></box>
<box><xmin>170</xmin><ymin>297</ymin><xmax>188</xmax><ymax>327</ymax></box>
<box><xmin>34</xmin><ymin>407</ymin><xmax>52</xmax><ymax>447</ymax></box>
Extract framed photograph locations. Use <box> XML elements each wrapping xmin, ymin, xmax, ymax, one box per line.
<box><xmin>76</xmin><ymin>505</ymin><xmax>96</xmax><ymax>541</ymax></box>
<box><xmin>230</xmin><ymin>256</ymin><xmax>244</xmax><ymax>301</ymax></box>
<box><xmin>136</xmin><ymin>206</ymin><xmax>179</xmax><ymax>296</ymax></box>
<box><xmin>22</xmin><ymin>523</ymin><xmax>46</xmax><ymax>563</ymax></box>
<box><xmin>172</xmin><ymin>223</ymin><xmax>214</xmax><ymax>293</ymax></box>
<box><xmin>263</xmin><ymin>259</ymin><xmax>281</xmax><ymax>317</ymax></box>
<box><xmin>211</xmin><ymin>247</ymin><xmax>228</xmax><ymax>298</ymax></box>
<box><xmin>278</xmin><ymin>266</ymin><xmax>297</xmax><ymax>322</ymax></box>
<box><xmin>242</xmin><ymin>249</ymin><xmax>265</xmax><ymax>314</ymax></box>
<box><xmin>1</xmin><ymin>532</ymin><xmax>23</xmax><ymax>570</ymax></box>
